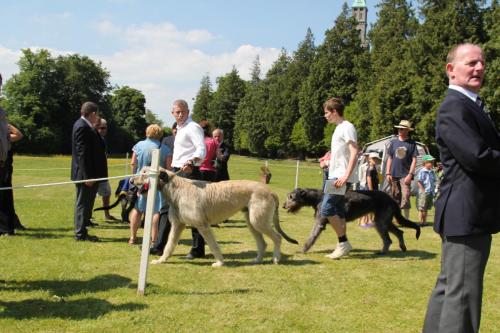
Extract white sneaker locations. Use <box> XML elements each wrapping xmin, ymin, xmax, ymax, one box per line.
<box><xmin>325</xmin><ymin>241</ymin><xmax>352</xmax><ymax>259</ymax></box>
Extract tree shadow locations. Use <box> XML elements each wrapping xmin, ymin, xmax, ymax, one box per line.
<box><xmin>0</xmin><ymin>298</ymin><xmax>146</xmax><ymax>320</ymax></box>
<box><xmin>1</xmin><ymin>274</ymin><xmax>132</xmax><ymax>296</ymax></box>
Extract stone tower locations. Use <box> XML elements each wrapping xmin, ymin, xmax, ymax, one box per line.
<box><xmin>352</xmin><ymin>0</ymin><xmax>368</xmax><ymax>47</ymax></box>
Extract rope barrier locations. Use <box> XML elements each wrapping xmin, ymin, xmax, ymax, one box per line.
<box><xmin>0</xmin><ymin>174</ymin><xmax>137</xmax><ymax>191</ymax></box>
<box><xmin>15</xmin><ymin>163</ymin><xmax>129</xmax><ymax>171</ymax></box>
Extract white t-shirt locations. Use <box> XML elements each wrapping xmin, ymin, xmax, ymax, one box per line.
<box><xmin>172</xmin><ymin>117</ymin><xmax>206</xmax><ymax>168</ymax></box>
<box><xmin>328</xmin><ymin>120</ymin><xmax>358</xmax><ymax>182</ymax></box>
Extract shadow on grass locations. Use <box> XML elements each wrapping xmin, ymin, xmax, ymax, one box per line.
<box><xmin>0</xmin><ymin>298</ymin><xmax>146</xmax><ymax>320</ymax></box>
<box><xmin>1</xmin><ymin>274</ymin><xmax>132</xmax><ymax>296</ymax></box>
<box><xmin>133</xmin><ymin>283</ymin><xmax>263</xmax><ymax>296</ymax></box>
<box><xmin>171</xmin><ymin>251</ymin><xmax>319</xmax><ymax>267</ymax></box>
<box><xmin>310</xmin><ymin>248</ymin><xmax>437</xmax><ymax>260</ymax></box>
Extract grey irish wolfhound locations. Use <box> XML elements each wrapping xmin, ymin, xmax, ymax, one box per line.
<box><xmin>133</xmin><ymin>168</ymin><xmax>298</xmax><ymax>267</ymax></box>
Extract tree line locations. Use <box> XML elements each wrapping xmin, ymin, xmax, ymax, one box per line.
<box><xmin>0</xmin><ymin>49</ymin><xmax>163</xmax><ymax>154</ymax></box>
<box><xmin>0</xmin><ymin>0</ymin><xmax>498</xmax><ymax>158</ymax></box>
<box><xmin>192</xmin><ymin>0</ymin><xmax>499</xmax><ymax>158</ymax></box>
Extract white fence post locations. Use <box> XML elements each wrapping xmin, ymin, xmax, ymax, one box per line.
<box><xmin>137</xmin><ymin>149</ymin><xmax>160</xmax><ymax>296</ymax></box>
<box><xmin>295</xmin><ymin>159</ymin><xmax>300</xmax><ymax>189</ymax></box>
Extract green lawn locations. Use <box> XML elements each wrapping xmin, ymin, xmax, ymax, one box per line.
<box><xmin>1</xmin><ymin>155</ymin><xmax>499</xmax><ymax>333</ymax></box>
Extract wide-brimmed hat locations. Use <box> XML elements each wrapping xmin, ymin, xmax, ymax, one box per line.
<box><xmin>394</xmin><ymin>120</ymin><xmax>414</xmax><ymax>131</ymax></box>
<box><xmin>422</xmin><ymin>154</ymin><xmax>435</xmax><ymax>162</ymax></box>
<box><xmin>368</xmin><ymin>152</ymin><xmax>381</xmax><ymax>160</ymax></box>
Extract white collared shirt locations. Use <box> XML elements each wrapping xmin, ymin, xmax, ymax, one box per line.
<box><xmin>449</xmin><ymin>84</ymin><xmax>478</xmax><ymax>103</ymax></box>
<box><xmin>171</xmin><ymin>116</ymin><xmax>206</xmax><ymax>168</ymax></box>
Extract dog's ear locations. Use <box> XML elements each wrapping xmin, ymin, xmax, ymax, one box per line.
<box><xmin>298</xmin><ymin>189</ymin><xmax>307</xmax><ymax>196</ymax></box>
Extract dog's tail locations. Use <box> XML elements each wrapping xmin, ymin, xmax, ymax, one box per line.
<box><xmin>272</xmin><ymin>195</ymin><xmax>298</xmax><ymax>244</ymax></box>
<box><xmin>393</xmin><ymin>202</ymin><xmax>421</xmax><ymax>240</ymax></box>
<box><xmin>94</xmin><ymin>192</ymin><xmax>126</xmax><ymax>212</ymax></box>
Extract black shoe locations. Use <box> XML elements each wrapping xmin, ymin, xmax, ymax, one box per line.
<box><xmin>76</xmin><ymin>235</ymin><xmax>100</xmax><ymax>242</ymax></box>
<box><xmin>87</xmin><ymin>221</ymin><xmax>99</xmax><ymax>227</ymax></box>
<box><xmin>150</xmin><ymin>248</ymin><xmax>163</xmax><ymax>256</ymax></box>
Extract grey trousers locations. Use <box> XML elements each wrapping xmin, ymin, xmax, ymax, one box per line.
<box><xmin>423</xmin><ymin>234</ymin><xmax>492</xmax><ymax>333</ymax></box>
<box><xmin>74</xmin><ymin>182</ymin><xmax>98</xmax><ymax>239</ymax></box>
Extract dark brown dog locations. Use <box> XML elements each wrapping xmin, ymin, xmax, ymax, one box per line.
<box><xmin>283</xmin><ymin>188</ymin><xmax>421</xmax><ymax>254</ymax></box>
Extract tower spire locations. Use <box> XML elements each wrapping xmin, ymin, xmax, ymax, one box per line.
<box><xmin>352</xmin><ymin>0</ymin><xmax>368</xmax><ymax>47</ymax></box>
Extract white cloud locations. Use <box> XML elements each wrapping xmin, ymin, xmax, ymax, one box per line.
<box><xmin>3</xmin><ymin>20</ymin><xmax>281</xmax><ymax>125</ymax></box>
<box><xmin>94</xmin><ymin>20</ymin><xmax>280</xmax><ymax>123</ymax></box>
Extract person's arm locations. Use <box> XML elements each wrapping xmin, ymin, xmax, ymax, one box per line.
<box><xmin>404</xmin><ymin>155</ymin><xmax>417</xmax><ymax>185</ymax></box>
<box><xmin>130</xmin><ymin>151</ymin><xmax>138</xmax><ymax>174</ymax></box>
<box><xmin>417</xmin><ymin>171</ymin><xmax>425</xmax><ymax>193</ymax></box>
<box><xmin>165</xmin><ymin>154</ymin><xmax>172</xmax><ymax>171</ymax></box>
<box><xmin>188</xmin><ymin>125</ymin><xmax>206</xmax><ymax>166</ymax></box>
<box><xmin>8</xmin><ymin>124</ymin><xmax>23</xmax><ymax>142</ymax></box>
<box><xmin>335</xmin><ymin>141</ymin><xmax>360</xmax><ymax>187</ymax></box>
<box><xmin>367</xmin><ymin>169</ymin><xmax>374</xmax><ymax>191</ymax></box>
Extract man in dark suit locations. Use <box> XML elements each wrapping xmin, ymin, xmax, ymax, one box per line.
<box><xmin>423</xmin><ymin>43</ymin><xmax>500</xmax><ymax>333</ymax></box>
<box><xmin>71</xmin><ymin>102</ymin><xmax>107</xmax><ymax>241</ymax></box>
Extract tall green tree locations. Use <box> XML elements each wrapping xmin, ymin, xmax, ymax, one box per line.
<box><xmin>3</xmin><ymin>49</ymin><xmax>111</xmax><ymax>153</ymax></box>
<box><xmin>408</xmin><ymin>0</ymin><xmax>487</xmax><ymax>151</ymax></box>
<box><xmin>208</xmin><ymin>67</ymin><xmax>246</xmax><ymax>147</ymax></box>
<box><xmin>482</xmin><ymin>0</ymin><xmax>500</xmax><ymax>124</ymax></box>
<box><xmin>192</xmin><ymin>74</ymin><xmax>213</xmax><ymax>122</ymax></box>
<box><xmin>298</xmin><ymin>3</ymin><xmax>367</xmax><ymax>155</ymax></box>
<box><xmin>351</xmin><ymin>0</ymin><xmax>418</xmax><ymax>144</ymax></box>
<box><xmin>109</xmin><ymin>86</ymin><xmax>147</xmax><ymax>152</ymax></box>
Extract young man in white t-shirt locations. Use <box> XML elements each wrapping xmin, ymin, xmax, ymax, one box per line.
<box><xmin>320</xmin><ymin>98</ymin><xmax>360</xmax><ymax>259</ymax></box>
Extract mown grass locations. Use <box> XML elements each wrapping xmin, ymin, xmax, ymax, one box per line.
<box><xmin>1</xmin><ymin>155</ymin><xmax>499</xmax><ymax>333</ymax></box>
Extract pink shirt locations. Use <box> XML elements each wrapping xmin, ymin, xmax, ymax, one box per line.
<box><xmin>200</xmin><ymin>137</ymin><xmax>218</xmax><ymax>172</ymax></box>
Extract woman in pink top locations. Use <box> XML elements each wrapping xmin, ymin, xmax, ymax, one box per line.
<box><xmin>199</xmin><ymin>124</ymin><xmax>218</xmax><ymax>181</ymax></box>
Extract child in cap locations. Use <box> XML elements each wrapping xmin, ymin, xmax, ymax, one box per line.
<box><xmin>360</xmin><ymin>152</ymin><xmax>381</xmax><ymax>228</ymax></box>
<box><xmin>417</xmin><ymin>154</ymin><xmax>437</xmax><ymax>226</ymax></box>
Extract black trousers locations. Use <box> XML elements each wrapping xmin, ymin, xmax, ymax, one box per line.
<box><xmin>0</xmin><ymin>151</ymin><xmax>22</xmax><ymax>234</ymax></box>
<box><xmin>74</xmin><ymin>182</ymin><xmax>98</xmax><ymax>239</ymax></box>
<box><xmin>423</xmin><ymin>234</ymin><xmax>492</xmax><ymax>333</ymax></box>
<box><xmin>170</xmin><ymin>166</ymin><xmax>205</xmax><ymax>257</ymax></box>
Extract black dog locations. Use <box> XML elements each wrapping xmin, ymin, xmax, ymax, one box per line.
<box><xmin>93</xmin><ymin>178</ymin><xmax>138</xmax><ymax>223</ymax></box>
<box><xmin>283</xmin><ymin>188</ymin><xmax>421</xmax><ymax>254</ymax></box>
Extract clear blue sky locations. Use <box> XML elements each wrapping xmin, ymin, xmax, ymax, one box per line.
<box><xmin>0</xmin><ymin>0</ymin><xmax>379</xmax><ymax>124</ymax></box>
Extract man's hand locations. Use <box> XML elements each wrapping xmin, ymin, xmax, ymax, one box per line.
<box><xmin>404</xmin><ymin>174</ymin><xmax>413</xmax><ymax>185</ymax></box>
<box><xmin>334</xmin><ymin>174</ymin><xmax>349</xmax><ymax>188</ymax></box>
<box><xmin>84</xmin><ymin>181</ymin><xmax>94</xmax><ymax>187</ymax></box>
<box><xmin>386</xmin><ymin>174</ymin><xmax>393</xmax><ymax>183</ymax></box>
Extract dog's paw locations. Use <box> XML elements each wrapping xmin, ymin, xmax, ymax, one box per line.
<box><xmin>151</xmin><ymin>259</ymin><xmax>165</xmax><ymax>265</ymax></box>
<box><xmin>212</xmin><ymin>261</ymin><xmax>224</xmax><ymax>267</ymax></box>
<box><xmin>251</xmin><ymin>258</ymin><xmax>263</xmax><ymax>265</ymax></box>
<box><xmin>272</xmin><ymin>257</ymin><xmax>280</xmax><ymax>265</ymax></box>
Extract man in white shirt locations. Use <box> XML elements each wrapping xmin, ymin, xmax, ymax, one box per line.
<box><xmin>320</xmin><ymin>98</ymin><xmax>360</xmax><ymax>259</ymax></box>
<box><xmin>170</xmin><ymin>99</ymin><xmax>206</xmax><ymax>259</ymax></box>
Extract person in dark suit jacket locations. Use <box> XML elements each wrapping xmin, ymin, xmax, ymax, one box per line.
<box><xmin>212</xmin><ymin>128</ymin><xmax>231</xmax><ymax>181</ymax></box>
<box><xmin>71</xmin><ymin>102</ymin><xmax>107</xmax><ymax>241</ymax></box>
<box><xmin>423</xmin><ymin>43</ymin><xmax>500</xmax><ymax>333</ymax></box>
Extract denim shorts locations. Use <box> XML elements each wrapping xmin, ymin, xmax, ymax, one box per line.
<box><xmin>97</xmin><ymin>180</ymin><xmax>111</xmax><ymax>197</ymax></box>
<box><xmin>320</xmin><ymin>193</ymin><xmax>346</xmax><ymax>218</ymax></box>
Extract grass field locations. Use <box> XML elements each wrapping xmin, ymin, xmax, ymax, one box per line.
<box><xmin>1</xmin><ymin>155</ymin><xmax>499</xmax><ymax>333</ymax></box>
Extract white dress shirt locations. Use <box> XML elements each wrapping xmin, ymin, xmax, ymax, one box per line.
<box><xmin>171</xmin><ymin>116</ymin><xmax>206</xmax><ymax>168</ymax></box>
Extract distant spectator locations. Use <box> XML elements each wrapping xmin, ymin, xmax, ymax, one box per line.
<box><xmin>199</xmin><ymin>124</ymin><xmax>218</xmax><ymax>182</ymax></box>
<box><xmin>385</xmin><ymin>120</ymin><xmax>418</xmax><ymax>219</ymax></box>
<box><xmin>0</xmin><ymin>72</ymin><xmax>25</xmax><ymax>236</ymax></box>
<box><xmin>128</xmin><ymin>124</ymin><xmax>172</xmax><ymax>245</ymax></box>
<box><xmin>213</xmin><ymin>128</ymin><xmax>231</xmax><ymax>181</ymax></box>
<box><xmin>162</xmin><ymin>122</ymin><xmax>177</xmax><ymax>152</ymax></box>
<box><xmin>417</xmin><ymin>155</ymin><xmax>436</xmax><ymax>227</ymax></box>
<box><xmin>71</xmin><ymin>102</ymin><xmax>107</xmax><ymax>242</ymax></box>
<box><xmin>94</xmin><ymin>117</ymin><xmax>117</xmax><ymax>221</ymax></box>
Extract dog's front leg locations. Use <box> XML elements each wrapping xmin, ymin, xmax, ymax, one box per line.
<box><xmin>196</xmin><ymin>226</ymin><xmax>224</xmax><ymax>267</ymax></box>
<box><xmin>302</xmin><ymin>215</ymin><xmax>328</xmax><ymax>253</ymax></box>
<box><xmin>151</xmin><ymin>222</ymin><xmax>185</xmax><ymax>265</ymax></box>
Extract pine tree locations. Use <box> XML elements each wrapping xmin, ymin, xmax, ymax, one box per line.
<box><xmin>208</xmin><ymin>67</ymin><xmax>246</xmax><ymax>148</ymax></box>
<box><xmin>192</xmin><ymin>74</ymin><xmax>213</xmax><ymax>122</ymax></box>
<box><xmin>298</xmin><ymin>4</ymin><xmax>366</xmax><ymax>155</ymax></box>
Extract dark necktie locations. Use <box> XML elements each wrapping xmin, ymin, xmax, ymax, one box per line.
<box><xmin>476</xmin><ymin>96</ymin><xmax>484</xmax><ymax>111</ymax></box>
